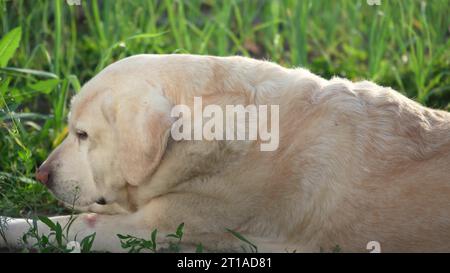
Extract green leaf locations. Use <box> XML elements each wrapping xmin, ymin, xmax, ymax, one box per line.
<box><xmin>195</xmin><ymin>243</ymin><xmax>203</xmax><ymax>253</ymax></box>
<box><xmin>166</xmin><ymin>223</ymin><xmax>184</xmax><ymax>239</ymax></box>
<box><xmin>67</xmin><ymin>74</ymin><xmax>81</xmax><ymax>93</ymax></box>
<box><xmin>117</xmin><ymin>234</ymin><xmax>129</xmax><ymax>240</ymax></box>
<box><xmin>176</xmin><ymin>223</ymin><xmax>184</xmax><ymax>238</ymax></box>
<box><xmin>41</xmin><ymin>235</ymin><xmax>49</xmax><ymax>245</ymax></box>
<box><xmin>0</xmin><ymin>67</ymin><xmax>58</xmax><ymax>78</ymax></box>
<box><xmin>22</xmin><ymin>233</ymin><xmax>28</xmax><ymax>244</ymax></box>
<box><xmin>55</xmin><ymin>223</ymin><xmax>62</xmax><ymax>246</ymax></box>
<box><xmin>0</xmin><ymin>27</ymin><xmax>21</xmax><ymax>67</ymax></box>
<box><xmin>28</xmin><ymin>79</ymin><xmax>60</xmax><ymax>94</ymax></box>
<box><xmin>38</xmin><ymin>216</ymin><xmax>57</xmax><ymax>231</ymax></box>
<box><xmin>0</xmin><ymin>77</ymin><xmax>11</xmax><ymax>97</ymax></box>
<box><xmin>150</xmin><ymin>229</ymin><xmax>158</xmax><ymax>251</ymax></box>
<box><xmin>80</xmin><ymin>233</ymin><xmax>96</xmax><ymax>253</ymax></box>
<box><xmin>124</xmin><ymin>31</ymin><xmax>168</xmax><ymax>42</ymax></box>
<box><xmin>226</xmin><ymin>228</ymin><xmax>258</xmax><ymax>253</ymax></box>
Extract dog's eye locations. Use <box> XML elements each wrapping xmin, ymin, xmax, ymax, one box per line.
<box><xmin>76</xmin><ymin>129</ymin><xmax>88</xmax><ymax>140</ymax></box>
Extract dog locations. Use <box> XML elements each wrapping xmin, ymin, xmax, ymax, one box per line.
<box><xmin>1</xmin><ymin>54</ymin><xmax>449</xmax><ymax>252</ymax></box>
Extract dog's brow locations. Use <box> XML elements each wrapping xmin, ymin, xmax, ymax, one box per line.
<box><xmin>68</xmin><ymin>124</ymin><xmax>76</xmax><ymax>134</ymax></box>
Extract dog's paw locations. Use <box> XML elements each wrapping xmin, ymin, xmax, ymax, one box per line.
<box><xmin>0</xmin><ymin>216</ymin><xmax>13</xmax><ymax>248</ymax></box>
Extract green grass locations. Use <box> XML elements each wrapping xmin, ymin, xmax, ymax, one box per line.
<box><xmin>1</xmin><ymin>216</ymin><xmax>257</xmax><ymax>253</ymax></box>
<box><xmin>0</xmin><ymin>0</ymin><xmax>449</xmax><ymax>221</ymax></box>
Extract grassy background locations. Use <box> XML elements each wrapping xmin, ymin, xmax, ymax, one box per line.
<box><xmin>0</xmin><ymin>0</ymin><xmax>449</xmax><ymax>218</ymax></box>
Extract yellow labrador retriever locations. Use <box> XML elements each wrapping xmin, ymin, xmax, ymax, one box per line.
<box><xmin>1</xmin><ymin>54</ymin><xmax>450</xmax><ymax>252</ymax></box>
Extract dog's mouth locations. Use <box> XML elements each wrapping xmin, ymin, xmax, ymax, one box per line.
<box><xmin>56</xmin><ymin>196</ymin><xmax>107</xmax><ymax>212</ymax></box>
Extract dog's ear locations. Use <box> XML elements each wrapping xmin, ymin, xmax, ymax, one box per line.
<box><xmin>114</xmin><ymin>91</ymin><xmax>173</xmax><ymax>186</ymax></box>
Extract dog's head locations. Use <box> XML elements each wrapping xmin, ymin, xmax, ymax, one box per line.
<box><xmin>35</xmin><ymin>64</ymin><xmax>173</xmax><ymax>212</ymax></box>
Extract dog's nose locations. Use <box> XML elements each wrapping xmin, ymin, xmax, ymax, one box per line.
<box><xmin>36</xmin><ymin>166</ymin><xmax>50</xmax><ymax>185</ymax></box>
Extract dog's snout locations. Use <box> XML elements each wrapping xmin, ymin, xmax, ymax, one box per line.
<box><xmin>36</xmin><ymin>165</ymin><xmax>50</xmax><ymax>185</ymax></box>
